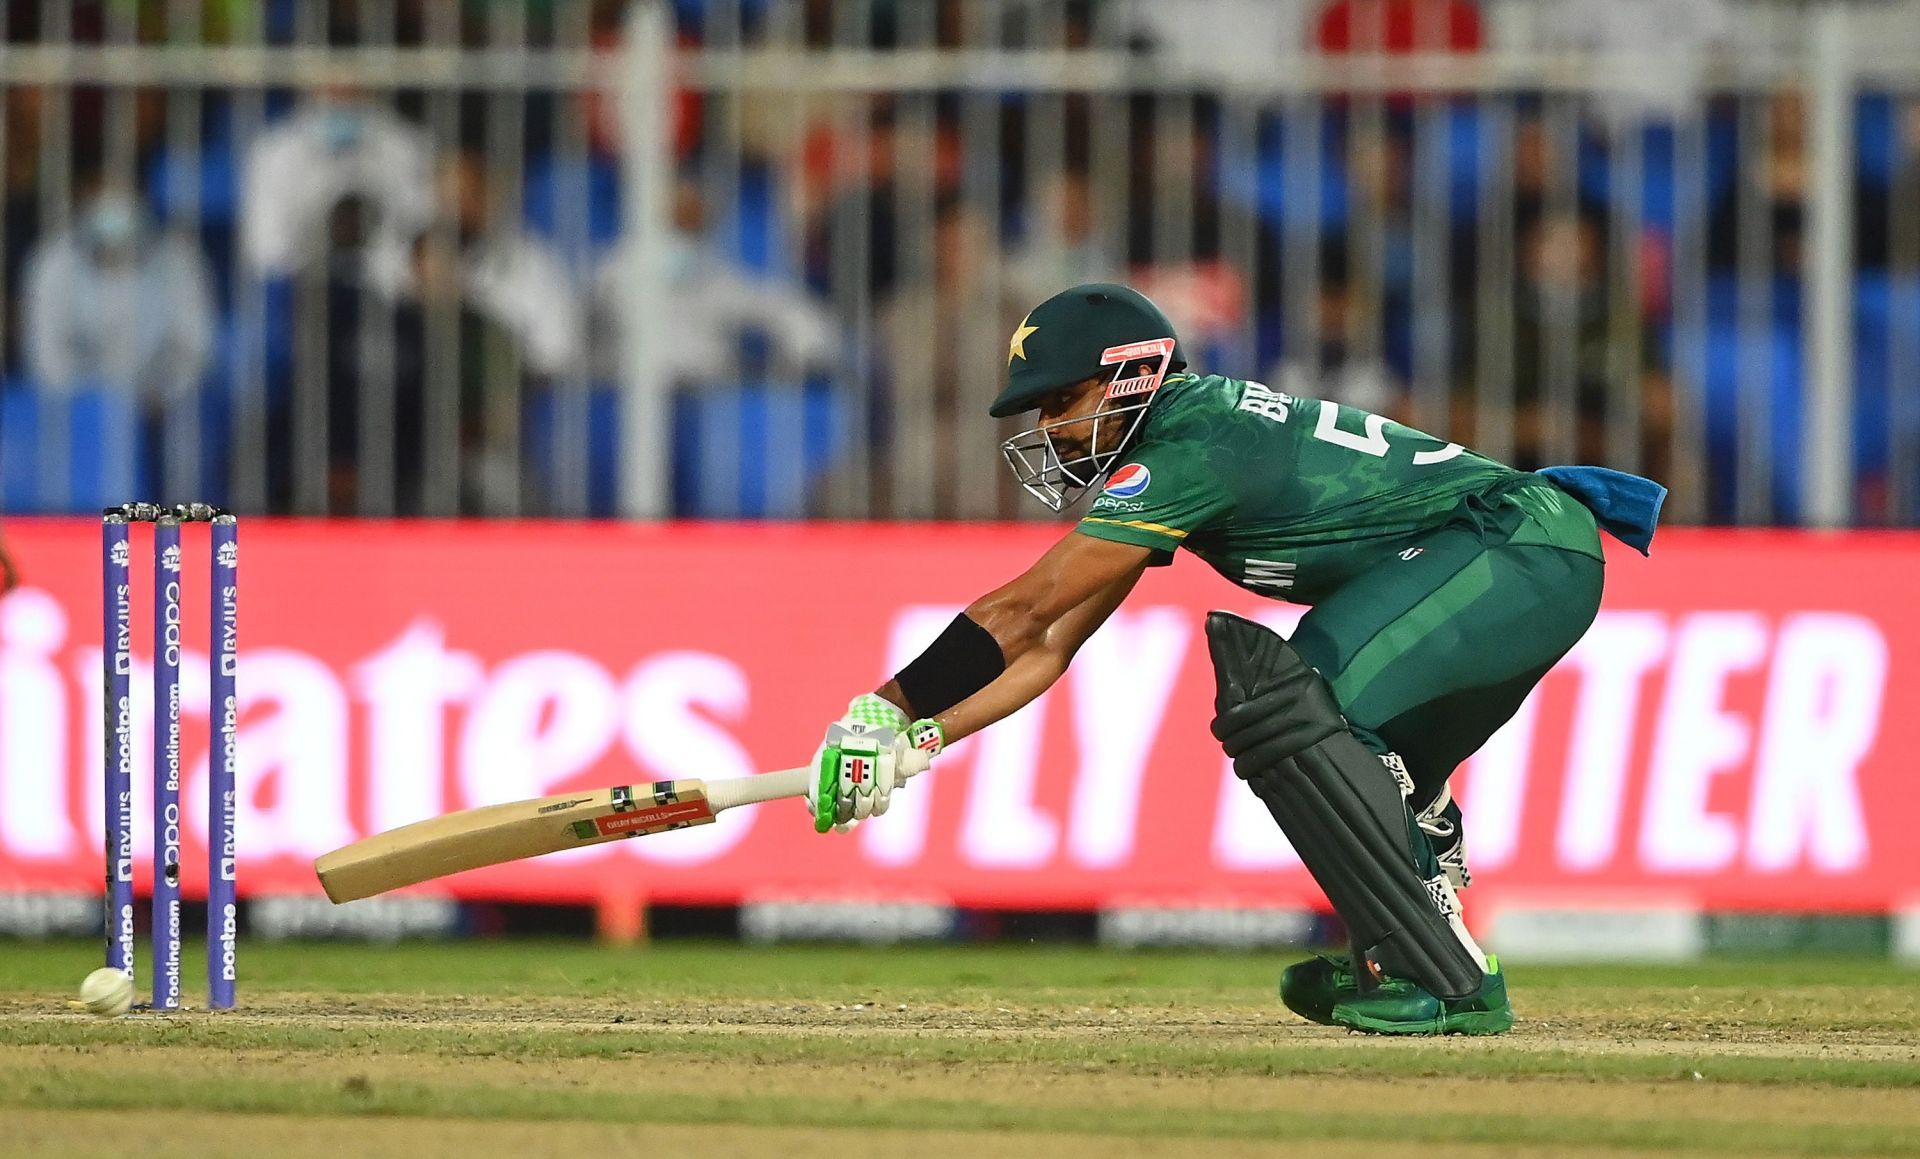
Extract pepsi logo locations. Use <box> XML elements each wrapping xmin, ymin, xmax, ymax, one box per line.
<box><xmin>1103</xmin><ymin>464</ymin><xmax>1152</xmax><ymax>498</ymax></box>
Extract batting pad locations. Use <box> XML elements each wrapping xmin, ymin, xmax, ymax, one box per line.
<box><xmin>1205</xmin><ymin>611</ymin><xmax>1485</xmax><ymax>1001</ymax></box>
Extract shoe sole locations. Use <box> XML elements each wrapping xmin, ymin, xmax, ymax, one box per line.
<box><xmin>1330</xmin><ymin>1007</ymin><xmax>1515</xmax><ymax>1036</ymax></box>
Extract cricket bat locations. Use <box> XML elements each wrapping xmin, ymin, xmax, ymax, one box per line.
<box><xmin>313</xmin><ymin>767</ymin><xmax>812</xmax><ymax>903</ymax></box>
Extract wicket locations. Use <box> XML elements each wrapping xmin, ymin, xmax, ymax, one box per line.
<box><xmin>102</xmin><ymin>502</ymin><xmax>238</xmax><ymax>1011</ymax></box>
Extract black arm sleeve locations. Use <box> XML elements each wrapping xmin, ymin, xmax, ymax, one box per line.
<box><xmin>892</xmin><ymin>613</ymin><xmax>1007</xmax><ymax>718</ymax></box>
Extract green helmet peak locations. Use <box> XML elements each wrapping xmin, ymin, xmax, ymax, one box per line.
<box><xmin>990</xmin><ymin>283</ymin><xmax>1185</xmax><ymax>419</ymax></box>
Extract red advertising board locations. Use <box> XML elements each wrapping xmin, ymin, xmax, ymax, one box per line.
<box><xmin>0</xmin><ymin>518</ymin><xmax>1913</xmax><ymax>914</ymax></box>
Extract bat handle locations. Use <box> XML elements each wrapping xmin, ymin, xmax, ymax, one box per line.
<box><xmin>706</xmin><ymin>766</ymin><xmax>813</xmax><ymax>812</ymax></box>
<box><xmin>707</xmin><ymin>754</ymin><xmax>933</xmax><ymax>815</ymax></box>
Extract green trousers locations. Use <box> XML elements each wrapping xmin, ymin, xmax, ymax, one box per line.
<box><xmin>1287</xmin><ymin>479</ymin><xmax>1607</xmax><ymax>809</ymax></box>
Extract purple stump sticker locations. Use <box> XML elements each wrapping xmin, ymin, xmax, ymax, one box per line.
<box><xmin>152</xmin><ymin>514</ymin><xmax>183</xmax><ymax>1010</ymax></box>
<box><xmin>209</xmin><ymin>514</ymin><xmax>238</xmax><ymax>1010</ymax></box>
<box><xmin>102</xmin><ymin>513</ymin><xmax>135</xmax><ymax>981</ymax></box>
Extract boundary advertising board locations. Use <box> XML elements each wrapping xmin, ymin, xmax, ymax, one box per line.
<box><xmin>0</xmin><ymin>520</ymin><xmax>1910</xmax><ymax>915</ymax></box>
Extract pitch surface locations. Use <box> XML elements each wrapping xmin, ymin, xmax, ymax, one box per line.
<box><xmin>2</xmin><ymin>941</ymin><xmax>1917</xmax><ymax>1156</ymax></box>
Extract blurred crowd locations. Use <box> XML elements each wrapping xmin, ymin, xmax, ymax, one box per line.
<box><xmin>2</xmin><ymin>0</ymin><xmax>1919</xmax><ymax>522</ymax></box>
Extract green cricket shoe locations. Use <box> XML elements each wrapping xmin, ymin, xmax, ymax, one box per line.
<box><xmin>1329</xmin><ymin>955</ymin><xmax>1514</xmax><ymax>1036</ymax></box>
<box><xmin>1278</xmin><ymin>954</ymin><xmax>1360</xmax><ymax>1025</ymax></box>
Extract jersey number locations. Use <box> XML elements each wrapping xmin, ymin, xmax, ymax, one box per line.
<box><xmin>1314</xmin><ymin>403</ymin><xmax>1464</xmax><ymax>465</ymax></box>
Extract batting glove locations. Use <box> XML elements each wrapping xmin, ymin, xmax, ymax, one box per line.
<box><xmin>808</xmin><ymin>694</ymin><xmax>944</xmax><ymax>834</ymax></box>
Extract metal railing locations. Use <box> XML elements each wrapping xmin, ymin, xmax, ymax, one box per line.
<box><xmin>0</xmin><ymin>0</ymin><xmax>1915</xmax><ymax>526</ymax></box>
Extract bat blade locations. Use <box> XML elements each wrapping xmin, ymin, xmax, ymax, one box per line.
<box><xmin>314</xmin><ymin>780</ymin><xmax>714</xmax><ymax>903</ymax></box>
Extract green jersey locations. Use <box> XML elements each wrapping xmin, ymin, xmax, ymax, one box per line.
<box><xmin>1077</xmin><ymin>373</ymin><xmax>1583</xmax><ymax>604</ymax></box>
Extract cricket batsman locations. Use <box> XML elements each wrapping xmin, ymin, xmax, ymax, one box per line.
<box><xmin>804</xmin><ymin>283</ymin><xmax>1664</xmax><ymax>1036</ymax></box>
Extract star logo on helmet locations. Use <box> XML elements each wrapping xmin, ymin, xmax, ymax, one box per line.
<box><xmin>1007</xmin><ymin>316</ymin><xmax>1039</xmax><ymax>365</ymax></box>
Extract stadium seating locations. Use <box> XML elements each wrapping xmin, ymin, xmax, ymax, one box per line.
<box><xmin>0</xmin><ymin>384</ymin><xmax>150</xmax><ymax>513</ymax></box>
<box><xmin>524</xmin><ymin>384</ymin><xmax>623</xmax><ymax>516</ymax></box>
<box><xmin>5</xmin><ymin>77</ymin><xmax>1910</xmax><ymax>519</ymax></box>
<box><xmin>671</xmin><ymin>381</ymin><xmax>850</xmax><ymax>518</ymax></box>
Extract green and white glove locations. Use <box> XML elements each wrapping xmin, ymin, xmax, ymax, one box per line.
<box><xmin>808</xmin><ymin>694</ymin><xmax>945</xmax><ymax>834</ymax></box>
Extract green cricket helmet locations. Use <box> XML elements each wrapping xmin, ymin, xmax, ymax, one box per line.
<box><xmin>993</xmin><ymin>283</ymin><xmax>1185</xmax><ymax>511</ymax></box>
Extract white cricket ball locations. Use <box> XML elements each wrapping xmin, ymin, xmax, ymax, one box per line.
<box><xmin>76</xmin><ymin>967</ymin><xmax>135</xmax><ymax>1018</ymax></box>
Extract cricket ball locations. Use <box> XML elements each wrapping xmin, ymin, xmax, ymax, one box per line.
<box><xmin>76</xmin><ymin>967</ymin><xmax>135</xmax><ymax>1017</ymax></box>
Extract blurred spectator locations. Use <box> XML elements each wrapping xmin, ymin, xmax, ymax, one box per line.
<box><xmin>304</xmin><ymin>204</ymin><xmax>533</xmax><ymax>515</ymax></box>
<box><xmin>301</xmin><ymin>192</ymin><xmax>419</xmax><ymax>512</ymax></box>
<box><xmin>1509</xmin><ymin>104</ymin><xmax>1554</xmax><ymax>215</ymax></box>
<box><xmin>1270</xmin><ymin>239</ymin><xmax>1406</xmax><ymax>416</ymax></box>
<box><xmin>1003</xmin><ymin>167</ymin><xmax>1121</xmax><ymax>312</ymax></box>
<box><xmin>876</xmin><ymin>194</ymin><xmax>996</xmax><ymax>516</ymax></box>
<box><xmin>594</xmin><ymin>173</ymin><xmax>838</xmax><ymax>388</ymax></box>
<box><xmin>1451</xmin><ymin>103</ymin><xmax>1602</xmax><ymax>323</ymax></box>
<box><xmin>804</xmin><ymin>100</ymin><xmax>962</xmax><ymax>301</ymax></box>
<box><xmin>1122</xmin><ymin>97</ymin><xmax>1281</xmax><ymax>355</ymax></box>
<box><xmin>1348</xmin><ymin>120</ymin><xmax>1478</xmax><ymax>303</ymax></box>
<box><xmin>3</xmin><ymin>86</ymin><xmax>46</xmax><ymax>372</ymax></box>
<box><xmin>439</xmin><ymin>147</ymin><xmax>584</xmax><ymax>380</ymax></box>
<box><xmin>1461</xmin><ymin>202</ymin><xmax>1673</xmax><ymax>477</ymax></box>
<box><xmin>22</xmin><ymin>174</ymin><xmax>215</xmax><ymax>405</ymax></box>
<box><xmin>403</xmin><ymin>227</ymin><xmax>527</xmax><ymax>514</ymax></box>
<box><xmin>1339</xmin><ymin>122</ymin><xmax>1423</xmax><ymax>369</ymax></box>
<box><xmin>241</xmin><ymin>85</ymin><xmax>435</xmax><ymax>292</ymax></box>
<box><xmin>1894</xmin><ymin>101</ymin><xmax>1920</xmax><ymax>275</ymax></box>
<box><xmin>1707</xmin><ymin>89</ymin><xmax>1890</xmax><ymax>275</ymax></box>
<box><xmin>304</xmin><ymin>188</ymin><xmax>548</xmax><ymax>516</ymax></box>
